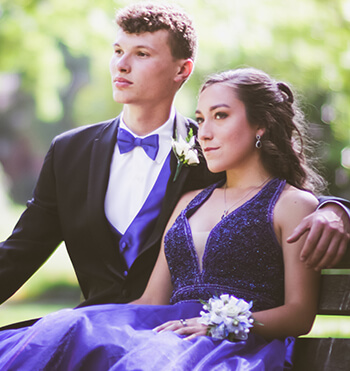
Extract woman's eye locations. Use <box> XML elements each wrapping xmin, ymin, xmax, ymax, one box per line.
<box><xmin>214</xmin><ymin>112</ymin><xmax>228</xmax><ymax>120</ymax></box>
<box><xmin>114</xmin><ymin>48</ymin><xmax>123</xmax><ymax>55</ymax></box>
<box><xmin>195</xmin><ymin>117</ymin><xmax>204</xmax><ymax>124</ymax></box>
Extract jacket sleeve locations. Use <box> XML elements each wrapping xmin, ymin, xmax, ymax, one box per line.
<box><xmin>318</xmin><ymin>196</ymin><xmax>350</xmax><ymax>220</ymax></box>
<box><xmin>0</xmin><ymin>139</ymin><xmax>63</xmax><ymax>304</ymax></box>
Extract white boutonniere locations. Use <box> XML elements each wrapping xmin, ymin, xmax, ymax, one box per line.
<box><xmin>199</xmin><ymin>294</ymin><xmax>259</xmax><ymax>341</ymax></box>
<box><xmin>172</xmin><ymin>128</ymin><xmax>200</xmax><ymax>182</ymax></box>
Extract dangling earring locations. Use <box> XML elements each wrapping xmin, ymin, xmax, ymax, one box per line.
<box><xmin>255</xmin><ymin>134</ymin><xmax>262</xmax><ymax>149</ymax></box>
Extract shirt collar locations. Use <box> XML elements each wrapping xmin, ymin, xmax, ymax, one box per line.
<box><xmin>119</xmin><ymin>107</ymin><xmax>175</xmax><ymax>163</ymax></box>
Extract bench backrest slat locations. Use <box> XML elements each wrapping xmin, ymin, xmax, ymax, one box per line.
<box><xmin>318</xmin><ymin>275</ymin><xmax>350</xmax><ymax>315</ymax></box>
<box><xmin>292</xmin><ymin>247</ymin><xmax>350</xmax><ymax>370</ymax></box>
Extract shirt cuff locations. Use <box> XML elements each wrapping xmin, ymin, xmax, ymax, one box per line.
<box><xmin>318</xmin><ymin>200</ymin><xmax>350</xmax><ymax>221</ymax></box>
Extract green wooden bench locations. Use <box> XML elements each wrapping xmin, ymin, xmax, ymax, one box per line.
<box><xmin>292</xmin><ymin>248</ymin><xmax>350</xmax><ymax>370</ymax></box>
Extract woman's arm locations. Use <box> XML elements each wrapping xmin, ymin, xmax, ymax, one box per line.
<box><xmin>132</xmin><ymin>190</ymin><xmax>202</xmax><ymax>306</ymax></box>
<box><xmin>252</xmin><ymin>185</ymin><xmax>320</xmax><ymax>339</ymax></box>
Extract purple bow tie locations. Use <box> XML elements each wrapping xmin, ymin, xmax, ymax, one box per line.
<box><xmin>117</xmin><ymin>128</ymin><xmax>159</xmax><ymax>161</ymax></box>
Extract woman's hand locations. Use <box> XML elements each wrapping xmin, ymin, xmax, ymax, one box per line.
<box><xmin>153</xmin><ymin>317</ymin><xmax>208</xmax><ymax>340</ymax></box>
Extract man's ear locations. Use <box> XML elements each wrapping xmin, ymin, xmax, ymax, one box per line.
<box><xmin>174</xmin><ymin>59</ymin><xmax>194</xmax><ymax>83</ymax></box>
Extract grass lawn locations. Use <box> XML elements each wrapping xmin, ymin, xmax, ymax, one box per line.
<box><xmin>304</xmin><ymin>315</ymin><xmax>350</xmax><ymax>338</ymax></box>
<box><xmin>0</xmin><ymin>302</ymin><xmax>76</xmax><ymax>327</ymax></box>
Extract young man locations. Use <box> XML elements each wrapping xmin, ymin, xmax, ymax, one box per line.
<box><xmin>0</xmin><ymin>3</ymin><xmax>349</xmax><ymax>316</ymax></box>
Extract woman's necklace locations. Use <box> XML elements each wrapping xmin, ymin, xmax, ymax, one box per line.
<box><xmin>221</xmin><ymin>177</ymin><xmax>271</xmax><ymax>220</ymax></box>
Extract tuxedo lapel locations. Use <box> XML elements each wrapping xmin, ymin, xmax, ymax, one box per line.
<box><xmin>87</xmin><ymin>116</ymin><xmax>125</xmax><ymax>277</ymax></box>
<box><xmin>87</xmin><ymin>117</ymin><xmax>119</xmax><ymax>227</ymax></box>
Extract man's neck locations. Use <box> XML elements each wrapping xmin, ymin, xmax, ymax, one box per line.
<box><xmin>122</xmin><ymin>103</ymin><xmax>174</xmax><ymax>136</ymax></box>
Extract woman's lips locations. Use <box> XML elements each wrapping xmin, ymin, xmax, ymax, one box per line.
<box><xmin>203</xmin><ymin>147</ymin><xmax>219</xmax><ymax>153</ymax></box>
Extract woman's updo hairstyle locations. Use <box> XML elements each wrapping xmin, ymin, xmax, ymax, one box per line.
<box><xmin>200</xmin><ymin>68</ymin><xmax>326</xmax><ymax>193</ymax></box>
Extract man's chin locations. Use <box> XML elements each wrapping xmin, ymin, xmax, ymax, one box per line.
<box><xmin>112</xmin><ymin>93</ymin><xmax>133</xmax><ymax>105</ymax></box>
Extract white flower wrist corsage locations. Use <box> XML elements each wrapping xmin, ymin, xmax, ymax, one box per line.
<box><xmin>172</xmin><ymin>128</ymin><xmax>200</xmax><ymax>182</ymax></box>
<box><xmin>199</xmin><ymin>294</ymin><xmax>257</xmax><ymax>341</ymax></box>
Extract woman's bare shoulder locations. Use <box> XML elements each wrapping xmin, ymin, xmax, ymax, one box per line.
<box><xmin>279</xmin><ymin>184</ymin><xmax>318</xmax><ymax>209</ymax></box>
<box><xmin>275</xmin><ymin>184</ymin><xmax>318</xmax><ymax>225</ymax></box>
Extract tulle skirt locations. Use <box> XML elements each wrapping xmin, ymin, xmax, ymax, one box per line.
<box><xmin>0</xmin><ymin>302</ymin><xmax>294</xmax><ymax>370</ymax></box>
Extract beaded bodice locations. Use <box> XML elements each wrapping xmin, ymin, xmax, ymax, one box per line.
<box><xmin>164</xmin><ymin>178</ymin><xmax>286</xmax><ymax>312</ymax></box>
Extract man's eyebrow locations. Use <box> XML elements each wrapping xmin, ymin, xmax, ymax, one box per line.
<box><xmin>112</xmin><ymin>42</ymin><xmax>156</xmax><ymax>51</ymax></box>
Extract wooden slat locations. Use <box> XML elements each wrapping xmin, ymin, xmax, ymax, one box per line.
<box><xmin>293</xmin><ymin>250</ymin><xmax>350</xmax><ymax>370</ymax></box>
<box><xmin>318</xmin><ymin>274</ymin><xmax>350</xmax><ymax>315</ymax></box>
<box><xmin>293</xmin><ymin>338</ymin><xmax>350</xmax><ymax>371</ymax></box>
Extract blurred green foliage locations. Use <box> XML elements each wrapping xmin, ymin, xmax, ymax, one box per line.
<box><xmin>1</xmin><ymin>0</ymin><xmax>350</xmax><ymax>203</ymax></box>
<box><xmin>0</xmin><ymin>0</ymin><xmax>350</xmax><ymax>201</ymax></box>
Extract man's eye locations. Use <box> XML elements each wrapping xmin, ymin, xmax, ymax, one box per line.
<box><xmin>137</xmin><ymin>51</ymin><xmax>149</xmax><ymax>57</ymax></box>
<box><xmin>114</xmin><ymin>48</ymin><xmax>123</xmax><ymax>55</ymax></box>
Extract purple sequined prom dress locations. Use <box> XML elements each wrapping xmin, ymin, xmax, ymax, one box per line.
<box><xmin>0</xmin><ymin>178</ymin><xmax>294</xmax><ymax>370</ymax></box>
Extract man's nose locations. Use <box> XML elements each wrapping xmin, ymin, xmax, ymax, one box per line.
<box><xmin>116</xmin><ymin>54</ymin><xmax>131</xmax><ymax>73</ymax></box>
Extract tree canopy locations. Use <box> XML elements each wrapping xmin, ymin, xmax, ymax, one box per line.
<box><xmin>0</xmin><ymin>0</ymin><xmax>349</xmax><ymax>201</ymax></box>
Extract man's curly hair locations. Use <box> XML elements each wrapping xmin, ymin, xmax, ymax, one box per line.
<box><xmin>115</xmin><ymin>2</ymin><xmax>197</xmax><ymax>60</ymax></box>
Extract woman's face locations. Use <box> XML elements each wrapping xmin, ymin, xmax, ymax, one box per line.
<box><xmin>196</xmin><ymin>83</ymin><xmax>261</xmax><ymax>174</ymax></box>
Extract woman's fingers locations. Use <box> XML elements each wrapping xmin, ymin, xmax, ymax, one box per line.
<box><xmin>153</xmin><ymin>317</ymin><xmax>207</xmax><ymax>340</ymax></box>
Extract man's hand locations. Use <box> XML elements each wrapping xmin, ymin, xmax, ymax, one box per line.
<box><xmin>287</xmin><ymin>203</ymin><xmax>350</xmax><ymax>270</ymax></box>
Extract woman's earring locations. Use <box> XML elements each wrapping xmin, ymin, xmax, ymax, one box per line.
<box><xmin>255</xmin><ymin>134</ymin><xmax>262</xmax><ymax>149</ymax></box>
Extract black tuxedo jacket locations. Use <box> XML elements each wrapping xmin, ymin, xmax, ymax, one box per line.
<box><xmin>0</xmin><ymin>114</ymin><xmax>222</xmax><ymax>307</ymax></box>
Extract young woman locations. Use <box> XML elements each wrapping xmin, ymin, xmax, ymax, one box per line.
<box><xmin>0</xmin><ymin>68</ymin><xmax>323</xmax><ymax>370</ymax></box>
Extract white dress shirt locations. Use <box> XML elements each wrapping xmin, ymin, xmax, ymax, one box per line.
<box><xmin>104</xmin><ymin>108</ymin><xmax>175</xmax><ymax>234</ymax></box>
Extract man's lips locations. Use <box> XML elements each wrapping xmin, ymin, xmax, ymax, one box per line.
<box><xmin>113</xmin><ymin>77</ymin><xmax>133</xmax><ymax>88</ymax></box>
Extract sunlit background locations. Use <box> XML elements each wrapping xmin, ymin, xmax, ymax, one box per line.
<box><xmin>0</xmin><ymin>0</ymin><xmax>349</xmax><ymax>335</ymax></box>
